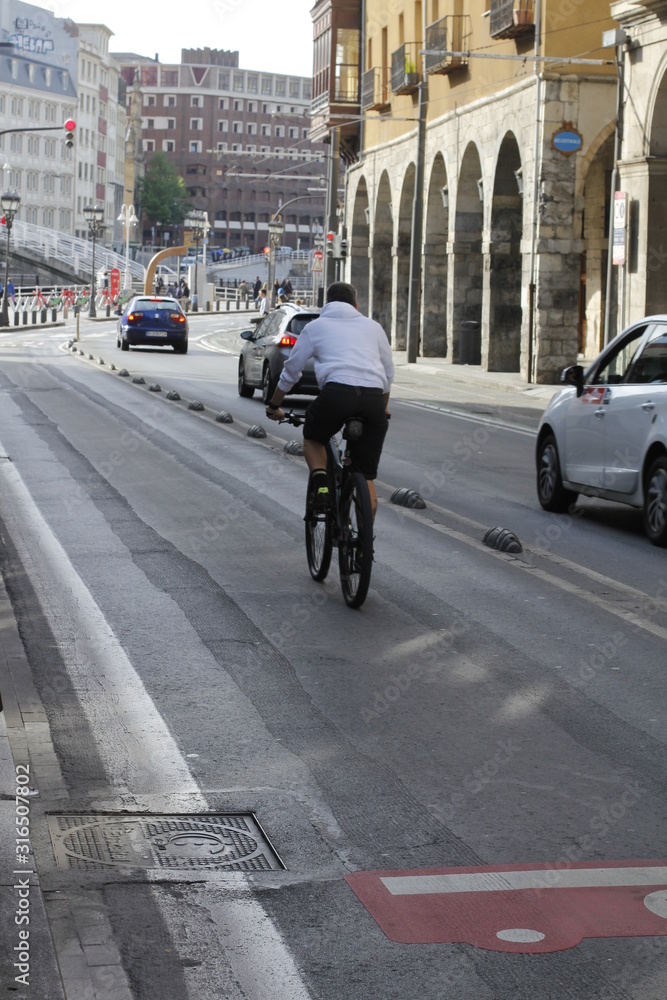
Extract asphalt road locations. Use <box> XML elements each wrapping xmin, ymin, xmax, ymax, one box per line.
<box><xmin>0</xmin><ymin>315</ymin><xmax>665</xmax><ymax>999</ymax></box>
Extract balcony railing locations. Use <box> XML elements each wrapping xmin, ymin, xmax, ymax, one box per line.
<box><xmin>424</xmin><ymin>16</ymin><xmax>468</xmax><ymax>75</ymax></box>
<box><xmin>361</xmin><ymin>67</ymin><xmax>390</xmax><ymax>111</ymax></box>
<box><xmin>489</xmin><ymin>0</ymin><xmax>535</xmax><ymax>40</ymax></box>
<box><xmin>391</xmin><ymin>43</ymin><xmax>420</xmax><ymax>95</ymax></box>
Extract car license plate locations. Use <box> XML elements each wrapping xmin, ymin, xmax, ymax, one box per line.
<box><xmin>146</xmin><ymin>331</ymin><xmax>165</xmax><ymax>337</ymax></box>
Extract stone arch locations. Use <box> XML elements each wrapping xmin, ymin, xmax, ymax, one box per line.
<box><xmin>451</xmin><ymin>142</ymin><xmax>484</xmax><ymax>363</ymax></box>
<box><xmin>371</xmin><ymin>170</ymin><xmax>393</xmax><ymax>335</ymax></box>
<box><xmin>395</xmin><ymin>162</ymin><xmax>416</xmax><ymax>350</ymax></box>
<box><xmin>580</xmin><ymin>131</ymin><xmax>615</xmax><ymax>355</ymax></box>
<box><xmin>488</xmin><ymin>132</ymin><xmax>523</xmax><ymax>372</ymax></box>
<box><xmin>350</xmin><ymin>177</ymin><xmax>370</xmax><ymax>315</ymax></box>
<box><xmin>423</xmin><ymin>153</ymin><xmax>449</xmax><ymax>356</ymax></box>
<box><xmin>647</xmin><ymin>69</ymin><xmax>667</xmax><ymax>315</ymax></box>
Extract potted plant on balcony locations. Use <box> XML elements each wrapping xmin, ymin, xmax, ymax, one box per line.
<box><xmin>403</xmin><ymin>52</ymin><xmax>419</xmax><ymax>89</ymax></box>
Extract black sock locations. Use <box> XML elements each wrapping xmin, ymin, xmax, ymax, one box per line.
<box><xmin>311</xmin><ymin>469</ymin><xmax>327</xmax><ymax>481</ymax></box>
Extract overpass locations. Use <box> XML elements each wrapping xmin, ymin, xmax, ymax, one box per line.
<box><xmin>0</xmin><ymin>219</ymin><xmax>146</xmax><ymax>286</ymax></box>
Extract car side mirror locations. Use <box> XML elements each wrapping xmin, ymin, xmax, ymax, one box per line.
<box><xmin>561</xmin><ymin>364</ymin><xmax>585</xmax><ymax>398</ymax></box>
<box><xmin>241</xmin><ymin>330</ymin><xmax>254</xmax><ymax>341</ymax></box>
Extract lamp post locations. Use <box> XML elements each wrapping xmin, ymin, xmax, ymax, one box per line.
<box><xmin>267</xmin><ymin>214</ymin><xmax>285</xmax><ymax>309</ymax></box>
<box><xmin>83</xmin><ymin>203</ymin><xmax>104</xmax><ymax>318</ymax></box>
<box><xmin>0</xmin><ymin>190</ymin><xmax>20</xmax><ymax>328</ymax></box>
<box><xmin>185</xmin><ymin>210</ymin><xmax>208</xmax><ymax>311</ymax></box>
<box><xmin>117</xmin><ymin>203</ymin><xmax>138</xmax><ymax>290</ymax></box>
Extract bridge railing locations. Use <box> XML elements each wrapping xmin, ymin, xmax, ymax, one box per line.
<box><xmin>0</xmin><ymin>221</ymin><xmax>146</xmax><ymax>284</ymax></box>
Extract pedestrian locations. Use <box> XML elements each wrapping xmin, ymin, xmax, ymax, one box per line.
<box><xmin>180</xmin><ymin>278</ymin><xmax>190</xmax><ymax>311</ymax></box>
<box><xmin>7</xmin><ymin>278</ymin><xmax>15</xmax><ymax>304</ymax></box>
<box><xmin>258</xmin><ymin>288</ymin><xmax>268</xmax><ymax>315</ymax></box>
<box><xmin>272</xmin><ymin>278</ymin><xmax>280</xmax><ymax>307</ymax></box>
<box><xmin>253</xmin><ymin>276</ymin><xmax>261</xmax><ymax>303</ymax></box>
<box><xmin>282</xmin><ymin>278</ymin><xmax>293</xmax><ymax>299</ymax></box>
<box><xmin>239</xmin><ymin>279</ymin><xmax>249</xmax><ymax>301</ymax></box>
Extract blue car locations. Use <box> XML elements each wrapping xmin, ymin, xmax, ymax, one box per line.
<box><xmin>117</xmin><ymin>295</ymin><xmax>189</xmax><ymax>354</ymax></box>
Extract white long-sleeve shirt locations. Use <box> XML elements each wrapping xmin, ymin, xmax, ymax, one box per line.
<box><xmin>277</xmin><ymin>301</ymin><xmax>394</xmax><ymax>393</ymax></box>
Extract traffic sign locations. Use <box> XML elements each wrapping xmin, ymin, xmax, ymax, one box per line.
<box><xmin>613</xmin><ymin>191</ymin><xmax>628</xmax><ymax>267</ymax></box>
<box><xmin>311</xmin><ymin>251</ymin><xmax>323</xmax><ymax>273</ymax></box>
<box><xmin>345</xmin><ymin>859</ymin><xmax>667</xmax><ymax>953</ymax></box>
<box><xmin>313</xmin><ymin>249</ymin><xmax>323</xmax><ymax>260</ymax></box>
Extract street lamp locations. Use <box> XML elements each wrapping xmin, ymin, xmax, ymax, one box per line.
<box><xmin>83</xmin><ymin>203</ymin><xmax>104</xmax><ymax>318</ymax></box>
<box><xmin>185</xmin><ymin>210</ymin><xmax>208</xmax><ymax>311</ymax></box>
<box><xmin>117</xmin><ymin>203</ymin><xmax>138</xmax><ymax>290</ymax></box>
<box><xmin>0</xmin><ymin>190</ymin><xmax>20</xmax><ymax>328</ymax></box>
<box><xmin>267</xmin><ymin>213</ymin><xmax>285</xmax><ymax>308</ymax></box>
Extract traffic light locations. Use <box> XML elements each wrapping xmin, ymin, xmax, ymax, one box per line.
<box><xmin>339</xmin><ymin>238</ymin><xmax>348</xmax><ymax>258</ymax></box>
<box><xmin>64</xmin><ymin>118</ymin><xmax>76</xmax><ymax>148</ymax></box>
<box><xmin>326</xmin><ymin>231</ymin><xmax>335</xmax><ymax>257</ymax></box>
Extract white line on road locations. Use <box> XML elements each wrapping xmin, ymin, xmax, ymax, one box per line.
<box><xmin>381</xmin><ymin>866</ymin><xmax>667</xmax><ymax>895</ymax></box>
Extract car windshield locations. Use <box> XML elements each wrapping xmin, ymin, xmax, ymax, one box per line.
<box><xmin>290</xmin><ymin>315</ymin><xmax>318</xmax><ymax>336</ymax></box>
<box><xmin>132</xmin><ymin>299</ymin><xmax>180</xmax><ymax>313</ymax></box>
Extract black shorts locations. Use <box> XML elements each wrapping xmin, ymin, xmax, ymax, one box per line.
<box><xmin>304</xmin><ymin>382</ymin><xmax>389</xmax><ymax>479</ymax></box>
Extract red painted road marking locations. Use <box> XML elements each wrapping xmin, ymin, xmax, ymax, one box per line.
<box><xmin>345</xmin><ymin>860</ymin><xmax>667</xmax><ymax>953</ymax></box>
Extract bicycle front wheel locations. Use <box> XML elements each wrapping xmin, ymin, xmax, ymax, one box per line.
<box><xmin>338</xmin><ymin>472</ymin><xmax>374</xmax><ymax>608</ymax></box>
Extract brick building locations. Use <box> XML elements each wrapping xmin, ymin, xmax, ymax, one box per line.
<box><xmin>115</xmin><ymin>48</ymin><xmax>327</xmax><ymax>254</ymax></box>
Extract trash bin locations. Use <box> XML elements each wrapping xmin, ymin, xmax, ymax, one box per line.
<box><xmin>459</xmin><ymin>320</ymin><xmax>481</xmax><ymax>365</ymax></box>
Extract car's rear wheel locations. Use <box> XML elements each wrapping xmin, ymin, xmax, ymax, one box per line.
<box><xmin>174</xmin><ymin>341</ymin><xmax>188</xmax><ymax>354</ymax></box>
<box><xmin>643</xmin><ymin>456</ymin><xmax>667</xmax><ymax>546</ymax></box>
<box><xmin>120</xmin><ymin>338</ymin><xmax>129</xmax><ymax>351</ymax></box>
<box><xmin>536</xmin><ymin>433</ymin><xmax>578</xmax><ymax>512</ymax></box>
<box><xmin>261</xmin><ymin>365</ymin><xmax>276</xmax><ymax>404</ymax></box>
<box><xmin>238</xmin><ymin>358</ymin><xmax>254</xmax><ymax>397</ymax></box>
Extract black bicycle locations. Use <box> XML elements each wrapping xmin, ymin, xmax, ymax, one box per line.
<box><xmin>285</xmin><ymin>413</ymin><xmax>374</xmax><ymax>609</ymax></box>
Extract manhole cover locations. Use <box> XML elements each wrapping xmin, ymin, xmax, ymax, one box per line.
<box><xmin>47</xmin><ymin>814</ymin><xmax>283</xmax><ymax>872</ymax></box>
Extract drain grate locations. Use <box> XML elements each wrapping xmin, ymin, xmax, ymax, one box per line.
<box><xmin>47</xmin><ymin>813</ymin><xmax>283</xmax><ymax>872</ymax></box>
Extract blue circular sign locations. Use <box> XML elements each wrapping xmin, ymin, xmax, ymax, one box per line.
<box><xmin>552</xmin><ymin>128</ymin><xmax>583</xmax><ymax>156</ymax></box>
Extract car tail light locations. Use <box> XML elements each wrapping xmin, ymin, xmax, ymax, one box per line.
<box><xmin>127</xmin><ymin>311</ymin><xmax>143</xmax><ymax>322</ymax></box>
<box><xmin>170</xmin><ymin>312</ymin><xmax>185</xmax><ymax>323</ymax></box>
<box><xmin>279</xmin><ymin>334</ymin><xmax>297</xmax><ymax>347</ymax></box>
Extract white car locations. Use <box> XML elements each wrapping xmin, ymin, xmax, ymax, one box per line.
<box><xmin>536</xmin><ymin>315</ymin><xmax>667</xmax><ymax>545</ymax></box>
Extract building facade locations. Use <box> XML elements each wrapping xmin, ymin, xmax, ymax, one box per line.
<box><xmin>314</xmin><ymin>0</ymin><xmax>622</xmax><ymax>382</ymax></box>
<box><xmin>610</xmin><ymin>1</ymin><xmax>667</xmax><ymax>328</ymax></box>
<box><xmin>115</xmin><ymin>48</ymin><xmax>327</xmax><ymax>253</ymax></box>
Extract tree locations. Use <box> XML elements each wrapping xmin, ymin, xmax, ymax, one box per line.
<box><xmin>137</xmin><ymin>152</ymin><xmax>190</xmax><ymax>227</ymax></box>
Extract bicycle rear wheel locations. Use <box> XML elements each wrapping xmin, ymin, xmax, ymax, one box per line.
<box><xmin>338</xmin><ymin>472</ymin><xmax>373</xmax><ymax>608</ymax></box>
<box><xmin>305</xmin><ymin>471</ymin><xmax>333</xmax><ymax>582</ymax></box>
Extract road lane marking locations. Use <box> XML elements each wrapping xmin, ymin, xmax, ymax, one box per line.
<box><xmin>381</xmin><ymin>866</ymin><xmax>667</xmax><ymax>895</ymax></box>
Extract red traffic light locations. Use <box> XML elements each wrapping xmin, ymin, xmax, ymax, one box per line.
<box><xmin>64</xmin><ymin>118</ymin><xmax>76</xmax><ymax>131</ymax></box>
<box><xmin>326</xmin><ymin>231</ymin><xmax>334</xmax><ymax>241</ymax></box>
<box><xmin>64</xmin><ymin>118</ymin><xmax>76</xmax><ymax>148</ymax></box>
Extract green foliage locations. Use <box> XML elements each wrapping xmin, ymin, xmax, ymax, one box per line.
<box><xmin>138</xmin><ymin>152</ymin><xmax>190</xmax><ymax>225</ymax></box>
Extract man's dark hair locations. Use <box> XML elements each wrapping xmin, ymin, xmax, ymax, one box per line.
<box><xmin>326</xmin><ymin>282</ymin><xmax>357</xmax><ymax>307</ymax></box>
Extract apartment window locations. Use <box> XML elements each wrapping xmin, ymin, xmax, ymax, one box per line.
<box><xmin>167</xmin><ymin>118</ymin><xmax>175</xmax><ymax>129</ymax></box>
<box><xmin>289</xmin><ymin>80</ymin><xmax>300</xmax><ymax>98</ymax></box>
<box><xmin>247</xmin><ymin>75</ymin><xmax>258</xmax><ymax>93</ymax></box>
<box><xmin>11</xmin><ymin>97</ymin><xmax>23</xmax><ymax>116</ymax></box>
<box><xmin>189</xmin><ymin>140</ymin><xmax>202</xmax><ymax>152</ymax></box>
<box><xmin>216</xmin><ymin>142</ymin><xmax>228</xmax><ymax>152</ymax></box>
<box><xmin>232</xmin><ymin>143</ymin><xmax>241</xmax><ymax>152</ymax></box>
<box><xmin>10</xmin><ymin>135</ymin><xmax>22</xmax><ymax>153</ymax></box>
<box><xmin>302</xmin><ymin>128</ymin><xmax>309</xmax><ymax>139</ymax></box>
<box><xmin>233</xmin><ymin>121</ymin><xmax>242</xmax><ymax>134</ymax></box>
<box><xmin>165</xmin><ymin>95</ymin><xmax>176</xmax><ymax>107</ymax></box>
<box><xmin>303</xmin><ymin>81</ymin><xmax>312</xmax><ymax>100</ymax></box>
<box><xmin>145</xmin><ymin>95</ymin><xmax>156</xmax><ymax>106</ymax></box>
<box><xmin>162</xmin><ymin>69</ymin><xmax>178</xmax><ymax>86</ymax></box>
<box><xmin>247</xmin><ymin>101</ymin><xmax>257</xmax><ymax>113</ymax></box>
<box><xmin>275</xmin><ymin>126</ymin><xmax>285</xmax><ymax>138</ymax></box>
<box><xmin>218</xmin><ymin>120</ymin><xmax>228</xmax><ymax>132</ymax></box>
<box><xmin>147</xmin><ymin>118</ymin><xmax>155</xmax><ymax>129</ymax></box>
<box><xmin>247</xmin><ymin>123</ymin><xmax>257</xmax><ymax>135</ymax></box>
<box><xmin>289</xmin><ymin>127</ymin><xmax>298</xmax><ymax>139</ymax></box>
<box><xmin>274</xmin><ymin>147</ymin><xmax>284</xmax><ymax>157</ymax></box>
<box><xmin>234</xmin><ymin>99</ymin><xmax>243</xmax><ymax>111</ymax></box>
<box><xmin>260</xmin><ymin>145</ymin><xmax>270</xmax><ymax>154</ymax></box>
<box><xmin>233</xmin><ymin>73</ymin><xmax>244</xmax><ymax>91</ymax></box>
<box><xmin>190</xmin><ymin>118</ymin><xmax>203</xmax><ymax>130</ymax></box>
<box><xmin>261</xmin><ymin>77</ymin><xmax>272</xmax><ymax>95</ymax></box>
<box><xmin>261</xmin><ymin>124</ymin><xmax>270</xmax><ymax>137</ymax></box>
<box><xmin>218</xmin><ymin>97</ymin><xmax>228</xmax><ymax>110</ymax></box>
<box><xmin>164</xmin><ymin>140</ymin><xmax>175</xmax><ymax>152</ymax></box>
<box><xmin>144</xmin><ymin>139</ymin><xmax>155</xmax><ymax>151</ymax></box>
<box><xmin>275</xmin><ymin>79</ymin><xmax>286</xmax><ymax>96</ymax></box>
<box><xmin>191</xmin><ymin>95</ymin><xmax>202</xmax><ymax>107</ymax></box>
<box><xmin>247</xmin><ymin>144</ymin><xmax>256</xmax><ymax>153</ymax></box>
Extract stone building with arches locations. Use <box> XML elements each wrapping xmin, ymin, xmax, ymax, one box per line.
<box><xmin>611</xmin><ymin>1</ymin><xmax>667</xmax><ymax>327</ymax></box>
<box><xmin>314</xmin><ymin>1</ymin><xmax>621</xmax><ymax>382</ymax></box>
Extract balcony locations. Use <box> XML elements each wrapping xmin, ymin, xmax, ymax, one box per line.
<box><xmin>391</xmin><ymin>43</ymin><xmax>420</xmax><ymax>96</ymax></box>
<box><xmin>489</xmin><ymin>0</ymin><xmax>535</xmax><ymax>40</ymax></box>
<box><xmin>424</xmin><ymin>16</ymin><xmax>468</xmax><ymax>76</ymax></box>
<box><xmin>361</xmin><ymin>67</ymin><xmax>390</xmax><ymax>111</ymax></box>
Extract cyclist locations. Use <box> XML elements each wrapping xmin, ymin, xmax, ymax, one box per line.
<box><xmin>265</xmin><ymin>281</ymin><xmax>394</xmax><ymax>515</ymax></box>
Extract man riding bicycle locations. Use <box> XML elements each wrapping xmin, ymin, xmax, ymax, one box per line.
<box><xmin>265</xmin><ymin>281</ymin><xmax>394</xmax><ymax>515</ymax></box>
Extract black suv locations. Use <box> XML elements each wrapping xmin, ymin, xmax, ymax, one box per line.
<box><xmin>237</xmin><ymin>304</ymin><xmax>320</xmax><ymax>403</ymax></box>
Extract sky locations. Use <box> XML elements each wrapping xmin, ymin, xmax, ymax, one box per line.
<box><xmin>43</xmin><ymin>0</ymin><xmax>315</xmax><ymax>77</ymax></box>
